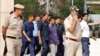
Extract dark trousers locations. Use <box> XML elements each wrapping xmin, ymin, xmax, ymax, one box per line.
<box><xmin>56</xmin><ymin>42</ymin><xmax>64</xmax><ymax>56</ymax></box>
<box><xmin>81</xmin><ymin>37</ymin><xmax>90</xmax><ymax>56</ymax></box>
<box><xmin>41</xmin><ymin>40</ymin><xmax>49</xmax><ymax>56</ymax></box>
<box><xmin>21</xmin><ymin>38</ymin><xmax>35</xmax><ymax>56</ymax></box>
<box><xmin>34</xmin><ymin>37</ymin><xmax>41</xmax><ymax>55</ymax></box>
<box><xmin>26</xmin><ymin>47</ymin><xmax>30</xmax><ymax>54</ymax></box>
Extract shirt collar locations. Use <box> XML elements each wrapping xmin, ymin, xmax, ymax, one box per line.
<box><xmin>82</xmin><ymin>20</ymin><xmax>87</xmax><ymax>23</ymax></box>
<box><xmin>11</xmin><ymin>13</ymin><xmax>20</xmax><ymax>19</ymax></box>
<box><xmin>28</xmin><ymin>21</ymin><xmax>33</xmax><ymax>24</ymax></box>
<box><xmin>33</xmin><ymin>21</ymin><xmax>37</xmax><ymax>24</ymax></box>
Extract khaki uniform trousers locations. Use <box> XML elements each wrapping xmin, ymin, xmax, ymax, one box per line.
<box><xmin>0</xmin><ymin>36</ymin><xmax>5</xmax><ymax>56</ymax></box>
<box><xmin>6</xmin><ymin>37</ymin><xmax>21</xmax><ymax>56</ymax></box>
<box><xmin>64</xmin><ymin>39</ymin><xmax>83</xmax><ymax>56</ymax></box>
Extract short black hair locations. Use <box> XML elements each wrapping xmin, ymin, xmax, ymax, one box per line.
<box><xmin>42</xmin><ymin>13</ymin><xmax>49</xmax><ymax>17</ymax></box>
<box><xmin>34</xmin><ymin>15</ymin><xmax>40</xmax><ymax>20</ymax></box>
<box><xmin>14</xmin><ymin>7</ymin><xmax>16</xmax><ymax>11</ymax></box>
<box><xmin>55</xmin><ymin>16</ymin><xmax>62</xmax><ymax>20</ymax></box>
<box><xmin>35</xmin><ymin>15</ymin><xmax>40</xmax><ymax>18</ymax></box>
<box><xmin>14</xmin><ymin>7</ymin><xmax>19</xmax><ymax>11</ymax></box>
<box><xmin>29</xmin><ymin>13</ymin><xmax>35</xmax><ymax>18</ymax></box>
<box><xmin>78</xmin><ymin>14</ymin><xmax>82</xmax><ymax>19</ymax></box>
<box><xmin>49</xmin><ymin>17</ymin><xmax>55</xmax><ymax>22</ymax></box>
<box><xmin>82</xmin><ymin>13</ymin><xmax>89</xmax><ymax>17</ymax></box>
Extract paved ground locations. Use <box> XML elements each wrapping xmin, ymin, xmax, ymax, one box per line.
<box><xmin>0</xmin><ymin>37</ymin><xmax>100</xmax><ymax>56</ymax></box>
<box><xmin>90</xmin><ymin>38</ymin><xmax>100</xmax><ymax>56</ymax></box>
<box><xmin>24</xmin><ymin>38</ymin><xmax>100</xmax><ymax>56</ymax></box>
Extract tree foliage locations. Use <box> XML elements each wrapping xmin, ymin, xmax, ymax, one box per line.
<box><xmin>15</xmin><ymin>0</ymin><xmax>41</xmax><ymax>20</ymax></box>
<box><xmin>15</xmin><ymin>0</ymin><xmax>100</xmax><ymax>19</ymax></box>
<box><xmin>59</xmin><ymin>0</ymin><xmax>84</xmax><ymax>18</ymax></box>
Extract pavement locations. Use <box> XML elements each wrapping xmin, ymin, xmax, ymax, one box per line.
<box><xmin>90</xmin><ymin>38</ymin><xmax>100</xmax><ymax>56</ymax></box>
<box><xmin>0</xmin><ymin>37</ymin><xmax>100</xmax><ymax>56</ymax></box>
<box><xmin>24</xmin><ymin>38</ymin><xmax>100</xmax><ymax>56</ymax></box>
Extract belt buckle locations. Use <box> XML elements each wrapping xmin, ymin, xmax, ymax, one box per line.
<box><xmin>16</xmin><ymin>37</ymin><xmax>19</xmax><ymax>39</ymax></box>
<box><xmin>67</xmin><ymin>37</ymin><xmax>77</xmax><ymax>42</ymax></box>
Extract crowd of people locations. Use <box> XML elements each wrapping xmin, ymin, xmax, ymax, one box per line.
<box><xmin>2</xmin><ymin>4</ymin><xmax>100</xmax><ymax>56</ymax></box>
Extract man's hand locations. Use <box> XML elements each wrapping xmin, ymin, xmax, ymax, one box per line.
<box><xmin>2</xmin><ymin>27</ymin><xmax>7</xmax><ymax>41</ymax></box>
<box><xmin>92</xmin><ymin>37</ymin><xmax>96</xmax><ymax>41</ymax></box>
<box><xmin>23</xmin><ymin>31</ymin><xmax>32</xmax><ymax>42</ymax></box>
<box><xmin>68</xmin><ymin>14</ymin><xmax>77</xmax><ymax>33</ymax></box>
<box><xmin>27</xmin><ymin>37</ymin><xmax>32</xmax><ymax>42</ymax></box>
<box><xmin>95</xmin><ymin>22</ymin><xmax>100</xmax><ymax>25</ymax></box>
<box><xmin>88</xmin><ymin>22</ymin><xmax>100</xmax><ymax>26</ymax></box>
<box><xmin>38</xmin><ymin>31</ymin><xmax>42</xmax><ymax>45</ymax></box>
<box><xmin>57</xmin><ymin>40</ymin><xmax>60</xmax><ymax>45</ymax></box>
<box><xmin>39</xmin><ymin>39</ymin><xmax>42</xmax><ymax>45</ymax></box>
<box><xmin>72</xmin><ymin>12</ymin><xmax>78</xmax><ymax>21</ymax></box>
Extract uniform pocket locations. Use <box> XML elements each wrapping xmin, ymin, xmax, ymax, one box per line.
<box><xmin>9</xmin><ymin>23</ymin><xmax>17</xmax><ymax>29</ymax></box>
<box><xmin>8</xmin><ymin>19</ymin><xmax>17</xmax><ymax>29</ymax></box>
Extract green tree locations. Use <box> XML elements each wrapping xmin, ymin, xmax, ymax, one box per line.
<box><xmin>15</xmin><ymin>0</ymin><xmax>41</xmax><ymax>21</ymax></box>
<box><xmin>59</xmin><ymin>0</ymin><xmax>84</xmax><ymax>18</ymax></box>
<box><xmin>15</xmin><ymin>0</ymin><xmax>85</xmax><ymax>19</ymax></box>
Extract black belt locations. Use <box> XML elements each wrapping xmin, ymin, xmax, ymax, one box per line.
<box><xmin>7</xmin><ymin>36</ymin><xmax>21</xmax><ymax>39</ymax></box>
<box><xmin>66</xmin><ymin>37</ymin><xmax>78</xmax><ymax>42</ymax></box>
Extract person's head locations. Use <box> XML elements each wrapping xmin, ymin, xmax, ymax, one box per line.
<box><xmin>47</xmin><ymin>14</ymin><xmax>51</xmax><ymax>21</ymax></box>
<box><xmin>82</xmin><ymin>13</ymin><xmax>89</xmax><ymax>21</ymax></box>
<box><xmin>78</xmin><ymin>15</ymin><xmax>82</xmax><ymax>22</ymax></box>
<box><xmin>49</xmin><ymin>18</ymin><xmax>55</xmax><ymax>25</ymax></box>
<box><xmin>14</xmin><ymin>4</ymin><xmax>25</xmax><ymax>16</ymax></box>
<box><xmin>42</xmin><ymin>13</ymin><xmax>49</xmax><ymax>21</ymax></box>
<box><xmin>56</xmin><ymin>17</ymin><xmax>61</xmax><ymax>24</ymax></box>
<box><xmin>70</xmin><ymin>6</ymin><xmax>79</xmax><ymax>16</ymax></box>
<box><xmin>35</xmin><ymin>15</ymin><xmax>40</xmax><ymax>22</ymax></box>
<box><xmin>28</xmin><ymin>14</ymin><xmax>35</xmax><ymax>22</ymax></box>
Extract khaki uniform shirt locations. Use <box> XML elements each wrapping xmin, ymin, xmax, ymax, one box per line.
<box><xmin>3</xmin><ymin>13</ymin><xmax>23</xmax><ymax>37</ymax></box>
<box><xmin>64</xmin><ymin>15</ymin><xmax>82</xmax><ymax>41</ymax></box>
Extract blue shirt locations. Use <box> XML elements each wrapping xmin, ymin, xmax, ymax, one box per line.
<box><xmin>22</xmin><ymin>21</ymin><xmax>34</xmax><ymax>41</ymax></box>
<box><xmin>38</xmin><ymin>20</ymin><xmax>49</xmax><ymax>40</ymax></box>
<box><xmin>49</xmin><ymin>25</ymin><xmax>58</xmax><ymax>44</ymax></box>
<box><xmin>33</xmin><ymin>21</ymin><xmax>38</xmax><ymax>37</ymax></box>
<box><xmin>56</xmin><ymin>24</ymin><xmax>64</xmax><ymax>42</ymax></box>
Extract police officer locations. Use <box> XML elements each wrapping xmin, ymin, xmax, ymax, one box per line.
<box><xmin>2</xmin><ymin>4</ymin><xmax>24</xmax><ymax>56</ymax></box>
<box><xmin>64</xmin><ymin>6</ymin><xmax>82</xmax><ymax>56</ymax></box>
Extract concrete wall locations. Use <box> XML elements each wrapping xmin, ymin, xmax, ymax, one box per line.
<box><xmin>89</xmin><ymin>14</ymin><xmax>100</xmax><ymax>22</ymax></box>
<box><xmin>0</xmin><ymin>0</ymin><xmax>14</xmax><ymax>56</ymax></box>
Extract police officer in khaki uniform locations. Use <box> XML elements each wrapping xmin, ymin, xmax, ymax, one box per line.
<box><xmin>2</xmin><ymin>4</ymin><xmax>24</xmax><ymax>56</ymax></box>
<box><xmin>64</xmin><ymin>6</ymin><xmax>82</xmax><ymax>56</ymax></box>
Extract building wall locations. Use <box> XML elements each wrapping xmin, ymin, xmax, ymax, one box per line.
<box><xmin>0</xmin><ymin>0</ymin><xmax>14</xmax><ymax>56</ymax></box>
<box><xmin>89</xmin><ymin>14</ymin><xmax>100</xmax><ymax>22</ymax></box>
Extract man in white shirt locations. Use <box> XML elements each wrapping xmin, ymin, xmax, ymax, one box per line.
<box><xmin>33</xmin><ymin>15</ymin><xmax>41</xmax><ymax>55</ymax></box>
<box><xmin>64</xmin><ymin>6</ymin><xmax>82</xmax><ymax>56</ymax></box>
<box><xmin>80</xmin><ymin>13</ymin><xmax>90</xmax><ymax>56</ymax></box>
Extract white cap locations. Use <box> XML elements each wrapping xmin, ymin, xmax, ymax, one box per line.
<box><xmin>14</xmin><ymin>4</ymin><xmax>25</xmax><ymax>9</ymax></box>
<box><xmin>70</xmin><ymin>6</ymin><xmax>79</xmax><ymax>11</ymax></box>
